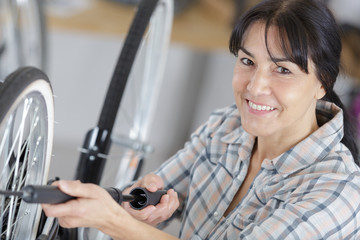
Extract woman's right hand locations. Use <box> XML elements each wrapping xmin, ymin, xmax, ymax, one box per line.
<box><xmin>122</xmin><ymin>173</ymin><xmax>179</xmax><ymax>226</ymax></box>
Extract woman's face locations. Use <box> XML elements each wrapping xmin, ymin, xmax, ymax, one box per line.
<box><xmin>232</xmin><ymin>22</ymin><xmax>325</xmax><ymax>140</ymax></box>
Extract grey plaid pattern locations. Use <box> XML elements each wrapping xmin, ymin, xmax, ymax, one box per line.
<box><xmin>155</xmin><ymin>100</ymin><xmax>360</xmax><ymax>239</ymax></box>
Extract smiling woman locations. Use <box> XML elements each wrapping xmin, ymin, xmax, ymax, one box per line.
<box><xmin>230</xmin><ymin>0</ymin><xmax>359</xmax><ymax>163</ymax></box>
<box><xmin>42</xmin><ymin>0</ymin><xmax>360</xmax><ymax>239</ymax></box>
<box><xmin>231</xmin><ymin>22</ymin><xmax>325</xmax><ymax>154</ymax></box>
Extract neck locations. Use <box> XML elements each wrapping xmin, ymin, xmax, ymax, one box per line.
<box><xmin>255</xmin><ymin>120</ymin><xmax>319</xmax><ymax>161</ymax></box>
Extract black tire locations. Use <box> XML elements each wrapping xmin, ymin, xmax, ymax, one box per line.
<box><xmin>0</xmin><ymin>66</ymin><xmax>54</xmax><ymax>240</ymax></box>
<box><xmin>75</xmin><ymin>0</ymin><xmax>160</xmax><ymax>184</ymax></box>
<box><xmin>98</xmin><ymin>0</ymin><xmax>159</xmax><ymax>132</ymax></box>
<box><xmin>0</xmin><ymin>67</ymin><xmax>51</xmax><ymax>120</ymax></box>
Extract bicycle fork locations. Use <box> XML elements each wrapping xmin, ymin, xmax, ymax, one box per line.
<box><xmin>75</xmin><ymin>127</ymin><xmax>111</xmax><ymax>184</ymax></box>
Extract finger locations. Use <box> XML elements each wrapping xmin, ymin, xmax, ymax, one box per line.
<box><xmin>147</xmin><ymin>190</ymin><xmax>179</xmax><ymax>224</ymax></box>
<box><xmin>57</xmin><ymin>180</ymin><xmax>104</xmax><ymax>199</ymax></box>
<box><xmin>159</xmin><ymin>192</ymin><xmax>170</xmax><ymax>205</ymax></box>
<box><xmin>167</xmin><ymin>190</ymin><xmax>180</xmax><ymax>214</ymax></box>
<box><xmin>142</xmin><ymin>174</ymin><xmax>164</xmax><ymax>192</ymax></box>
<box><xmin>41</xmin><ymin>201</ymin><xmax>77</xmax><ymax>218</ymax></box>
<box><xmin>146</xmin><ymin>199</ymin><xmax>169</xmax><ymax>223</ymax></box>
<box><xmin>145</xmin><ymin>192</ymin><xmax>171</xmax><ymax>222</ymax></box>
<box><xmin>125</xmin><ymin>205</ymin><xmax>156</xmax><ymax>221</ymax></box>
<box><xmin>58</xmin><ymin>216</ymin><xmax>79</xmax><ymax>229</ymax></box>
<box><xmin>58</xmin><ymin>215</ymin><xmax>90</xmax><ymax>229</ymax></box>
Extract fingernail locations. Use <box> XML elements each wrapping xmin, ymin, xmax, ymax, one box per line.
<box><xmin>147</xmin><ymin>183</ymin><xmax>156</xmax><ymax>190</ymax></box>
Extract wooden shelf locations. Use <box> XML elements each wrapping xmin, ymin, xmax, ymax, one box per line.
<box><xmin>47</xmin><ymin>0</ymin><xmax>235</xmax><ymax>51</ymax></box>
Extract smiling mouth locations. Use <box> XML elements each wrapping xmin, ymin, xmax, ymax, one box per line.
<box><xmin>248</xmin><ymin>100</ymin><xmax>275</xmax><ymax>111</ymax></box>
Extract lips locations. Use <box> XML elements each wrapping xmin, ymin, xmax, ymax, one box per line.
<box><xmin>248</xmin><ymin>100</ymin><xmax>275</xmax><ymax>111</ymax></box>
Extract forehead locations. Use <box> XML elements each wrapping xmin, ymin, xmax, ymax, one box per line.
<box><xmin>240</xmin><ymin>21</ymin><xmax>318</xmax><ymax>75</ymax></box>
<box><xmin>241</xmin><ymin>21</ymin><xmax>284</xmax><ymax>56</ymax></box>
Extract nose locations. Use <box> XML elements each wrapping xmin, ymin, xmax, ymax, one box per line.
<box><xmin>246</xmin><ymin>69</ymin><xmax>271</xmax><ymax>96</ymax></box>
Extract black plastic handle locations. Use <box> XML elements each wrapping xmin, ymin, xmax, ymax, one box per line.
<box><xmin>129</xmin><ymin>187</ymin><xmax>167</xmax><ymax>210</ymax></box>
<box><xmin>20</xmin><ymin>185</ymin><xmax>167</xmax><ymax>209</ymax></box>
<box><xmin>22</xmin><ymin>185</ymin><xmax>75</xmax><ymax>204</ymax></box>
<box><xmin>22</xmin><ymin>185</ymin><xmax>128</xmax><ymax>204</ymax></box>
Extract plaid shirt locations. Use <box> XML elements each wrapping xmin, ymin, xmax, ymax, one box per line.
<box><xmin>155</xmin><ymin>100</ymin><xmax>360</xmax><ymax>239</ymax></box>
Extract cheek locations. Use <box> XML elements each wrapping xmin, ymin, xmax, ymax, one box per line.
<box><xmin>232</xmin><ymin>77</ymin><xmax>239</xmax><ymax>92</ymax></box>
<box><xmin>232</xmin><ymin>69</ymin><xmax>248</xmax><ymax>92</ymax></box>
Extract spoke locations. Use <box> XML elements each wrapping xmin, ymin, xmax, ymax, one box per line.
<box><xmin>19</xmin><ymin>136</ymin><xmax>42</xmax><ymax>188</ymax></box>
<box><xmin>1</xmin><ymin>98</ymin><xmax>32</xmax><ymax>239</ymax></box>
<box><xmin>0</xmin><ymin>98</ymin><xmax>32</xmax><ymax>183</ymax></box>
<box><xmin>8</xmin><ymin>209</ymin><xmax>30</xmax><ymax>238</ymax></box>
<box><xmin>1</xmin><ymin>113</ymin><xmax>41</xmax><ymax>193</ymax></box>
<box><xmin>5</xmin><ymin>195</ymin><xmax>19</xmax><ymax>239</ymax></box>
<box><xmin>12</xmin><ymin>98</ymin><xmax>32</xmax><ymax>191</ymax></box>
<box><xmin>0</xmin><ymin>198</ymin><xmax>11</xmax><ymax>224</ymax></box>
<box><xmin>0</xmin><ymin>198</ymin><xmax>4</xmax><ymax>237</ymax></box>
<box><xmin>0</xmin><ymin>71</ymin><xmax>52</xmax><ymax>239</ymax></box>
<box><xmin>1</xmin><ymin>203</ymin><xmax>29</xmax><ymax>239</ymax></box>
<box><xmin>0</xmin><ymin>96</ymin><xmax>44</xmax><ymax>239</ymax></box>
<box><xmin>119</xmin><ymin>107</ymin><xmax>132</xmax><ymax>130</ymax></box>
<box><xmin>0</xmin><ymin>114</ymin><xmax>13</xmax><ymax>168</ymax></box>
<box><xmin>17</xmin><ymin>108</ymin><xmax>40</xmax><ymax>190</ymax></box>
<box><xmin>119</xmin><ymin>31</ymin><xmax>149</xmax><ymax>134</ymax></box>
<box><xmin>0</xmin><ymin>197</ymin><xmax>11</xmax><ymax>215</ymax></box>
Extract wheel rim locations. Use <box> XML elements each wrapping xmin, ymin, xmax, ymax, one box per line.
<box><xmin>116</xmin><ymin>0</ymin><xmax>173</xmax><ymax>142</ymax></box>
<box><xmin>0</xmin><ymin>79</ymin><xmax>53</xmax><ymax>240</ymax></box>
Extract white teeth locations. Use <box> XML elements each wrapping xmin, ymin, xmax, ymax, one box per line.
<box><xmin>249</xmin><ymin>101</ymin><xmax>274</xmax><ymax>111</ymax></box>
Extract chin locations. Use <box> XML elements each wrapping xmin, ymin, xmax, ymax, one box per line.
<box><xmin>242</xmin><ymin>123</ymin><xmax>274</xmax><ymax>137</ymax></box>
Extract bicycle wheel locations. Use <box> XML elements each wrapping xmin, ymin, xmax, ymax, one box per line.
<box><xmin>75</xmin><ymin>0</ymin><xmax>173</xmax><ymax>186</ymax></box>
<box><xmin>109</xmin><ymin>0</ymin><xmax>174</xmax><ymax>187</ymax></box>
<box><xmin>0</xmin><ymin>67</ymin><xmax>54</xmax><ymax>240</ymax></box>
<box><xmin>73</xmin><ymin>0</ymin><xmax>173</xmax><ymax>239</ymax></box>
<box><xmin>0</xmin><ymin>0</ymin><xmax>47</xmax><ymax>81</ymax></box>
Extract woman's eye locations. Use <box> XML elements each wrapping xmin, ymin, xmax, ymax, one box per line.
<box><xmin>241</xmin><ymin>58</ymin><xmax>254</xmax><ymax>66</ymax></box>
<box><xmin>276</xmin><ymin>66</ymin><xmax>291</xmax><ymax>74</ymax></box>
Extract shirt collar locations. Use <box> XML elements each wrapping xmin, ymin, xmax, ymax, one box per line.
<box><xmin>220</xmin><ymin>100</ymin><xmax>344</xmax><ymax>176</ymax></box>
<box><xmin>271</xmin><ymin>100</ymin><xmax>344</xmax><ymax>176</ymax></box>
<box><xmin>221</xmin><ymin>125</ymin><xmax>251</xmax><ymax>144</ymax></box>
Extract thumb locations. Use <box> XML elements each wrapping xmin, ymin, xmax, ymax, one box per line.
<box><xmin>142</xmin><ymin>174</ymin><xmax>164</xmax><ymax>192</ymax></box>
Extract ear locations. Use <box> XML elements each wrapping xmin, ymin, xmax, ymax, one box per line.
<box><xmin>315</xmin><ymin>84</ymin><xmax>326</xmax><ymax>100</ymax></box>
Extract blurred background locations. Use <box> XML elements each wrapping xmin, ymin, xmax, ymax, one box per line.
<box><xmin>45</xmin><ymin>0</ymin><xmax>360</xmax><ymax>181</ymax></box>
<box><xmin>46</xmin><ymin>0</ymin><xmax>237</xmax><ymax>181</ymax></box>
<box><xmin>1</xmin><ymin>0</ymin><xmax>360</xmax><ymax>235</ymax></box>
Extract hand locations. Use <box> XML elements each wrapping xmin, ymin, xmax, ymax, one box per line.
<box><xmin>41</xmin><ymin>180</ymin><xmax>129</xmax><ymax>232</ymax></box>
<box><xmin>123</xmin><ymin>173</ymin><xmax>179</xmax><ymax>226</ymax></box>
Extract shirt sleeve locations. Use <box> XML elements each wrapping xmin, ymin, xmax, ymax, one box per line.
<box><xmin>153</xmin><ymin>121</ymin><xmax>209</xmax><ymax>218</ymax></box>
<box><xmin>221</xmin><ymin>174</ymin><xmax>360</xmax><ymax>239</ymax></box>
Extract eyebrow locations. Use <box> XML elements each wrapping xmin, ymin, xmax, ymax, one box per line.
<box><xmin>239</xmin><ymin>46</ymin><xmax>254</xmax><ymax>58</ymax></box>
<box><xmin>239</xmin><ymin>46</ymin><xmax>292</xmax><ymax>63</ymax></box>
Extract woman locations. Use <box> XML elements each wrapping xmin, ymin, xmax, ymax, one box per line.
<box><xmin>43</xmin><ymin>0</ymin><xmax>360</xmax><ymax>239</ymax></box>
